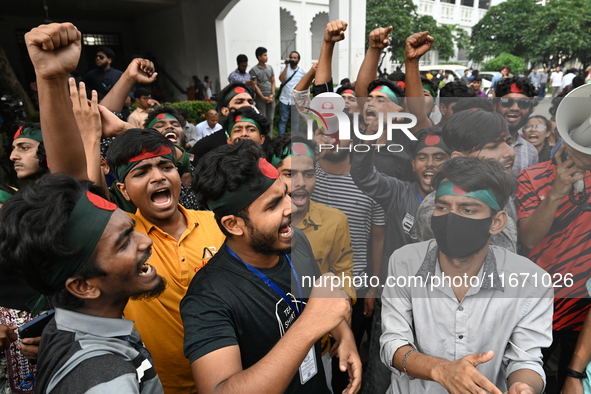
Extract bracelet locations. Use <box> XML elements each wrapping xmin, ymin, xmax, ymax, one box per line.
<box><xmin>566</xmin><ymin>367</ymin><xmax>587</xmax><ymax>380</ymax></box>
<box><xmin>401</xmin><ymin>348</ymin><xmax>416</xmax><ymax>380</ymax></box>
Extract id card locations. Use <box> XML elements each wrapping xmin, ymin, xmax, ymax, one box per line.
<box><xmin>299</xmin><ymin>346</ymin><xmax>317</xmax><ymax>385</ymax></box>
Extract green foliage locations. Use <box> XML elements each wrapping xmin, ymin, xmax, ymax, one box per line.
<box><xmin>162</xmin><ymin>101</ymin><xmax>216</xmax><ymax>124</ymax></box>
<box><xmin>483</xmin><ymin>53</ymin><xmax>526</xmax><ymax>74</ymax></box>
<box><xmin>366</xmin><ymin>0</ymin><xmax>470</xmax><ymax>62</ymax></box>
<box><xmin>470</xmin><ymin>0</ymin><xmax>591</xmax><ymax>68</ymax></box>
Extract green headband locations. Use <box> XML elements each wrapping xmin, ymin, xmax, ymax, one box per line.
<box><xmin>436</xmin><ymin>180</ymin><xmax>501</xmax><ymax>211</ymax></box>
<box><xmin>422</xmin><ymin>84</ymin><xmax>436</xmax><ymax>98</ymax></box>
<box><xmin>371</xmin><ymin>85</ymin><xmax>399</xmax><ymax>105</ymax></box>
<box><xmin>271</xmin><ymin>142</ymin><xmax>316</xmax><ymax>167</ymax></box>
<box><xmin>0</xmin><ymin>190</ymin><xmax>13</xmax><ymax>204</ymax></box>
<box><xmin>113</xmin><ymin>145</ymin><xmax>176</xmax><ymax>182</ymax></box>
<box><xmin>226</xmin><ymin>115</ymin><xmax>262</xmax><ymax>138</ymax></box>
<box><xmin>341</xmin><ymin>89</ymin><xmax>356</xmax><ymax>97</ymax></box>
<box><xmin>14</xmin><ymin>126</ymin><xmax>43</xmax><ymax>143</ymax></box>
<box><xmin>207</xmin><ymin>158</ymin><xmax>279</xmax><ymax>217</ymax></box>
<box><xmin>224</xmin><ymin>86</ymin><xmax>249</xmax><ymax>107</ymax></box>
<box><xmin>147</xmin><ymin>113</ymin><xmax>178</xmax><ymax>128</ymax></box>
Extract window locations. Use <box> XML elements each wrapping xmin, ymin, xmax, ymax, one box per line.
<box><xmin>310</xmin><ymin>12</ymin><xmax>329</xmax><ymax>60</ymax></box>
<box><xmin>280</xmin><ymin>8</ymin><xmax>297</xmax><ymax>60</ymax></box>
<box><xmin>478</xmin><ymin>0</ymin><xmax>490</xmax><ymax>9</ymax></box>
<box><xmin>82</xmin><ymin>33</ymin><xmax>120</xmax><ymax>46</ymax></box>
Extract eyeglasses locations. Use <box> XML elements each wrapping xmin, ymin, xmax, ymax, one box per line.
<box><xmin>523</xmin><ymin>123</ymin><xmax>547</xmax><ymax>132</ymax></box>
<box><xmin>500</xmin><ymin>97</ymin><xmax>532</xmax><ymax>110</ymax></box>
<box><xmin>96</xmin><ymin>55</ymin><xmax>105</xmax><ymax>60</ymax></box>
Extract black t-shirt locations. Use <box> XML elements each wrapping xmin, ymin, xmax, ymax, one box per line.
<box><xmin>181</xmin><ymin>228</ymin><xmax>329</xmax><ymax>393</ymax></box>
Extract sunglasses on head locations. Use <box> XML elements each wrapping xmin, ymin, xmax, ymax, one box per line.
<box><xmin>96</xmin><ymin>55</ymin><xmax>105</xmax><ymax>60</ymax></box>
<box><xmin>500</xmin><ymin>97</ymin><xmax>532</xmax><ymax>110</ymax></box>
<box><xmin>523</xmin><ymin>123</ymin><xmax>547</xmax><ymax>132</ymax></box>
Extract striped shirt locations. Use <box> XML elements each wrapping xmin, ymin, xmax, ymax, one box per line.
<box><xmin>312</xmin><ymin>163</ymin><xmax>386</xmax><ymax>280</ymax></box>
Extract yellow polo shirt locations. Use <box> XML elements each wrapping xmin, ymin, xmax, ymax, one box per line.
<box><xmin>124</xmin><ymin>205</ymin><xmax>225</xmax><ymax>394</ymax></box>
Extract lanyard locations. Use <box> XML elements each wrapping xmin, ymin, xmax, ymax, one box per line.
<box><xmin>226</xmin><ymin>245</ymin><xmax>304</xmax><ymax>316</ymax></box>
<box><xmin>417</xmin><ymin>191</ymin><xmax>423</xmax><ymax>204</ymax></box>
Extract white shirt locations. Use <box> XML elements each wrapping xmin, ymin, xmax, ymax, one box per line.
<box><xmin>279</xmin><ymin>66</ymin><xmax>308</xmax><ymax>105</ymax></box>
<box><xmin>195</xmin><ymin>120</ymin><xmax>222</xmax><ymax>142</ymax></box>
<box><xmin>551</xmin><ymin>71</ymin><xmax>563</xmax><ymax>87</ymax></box>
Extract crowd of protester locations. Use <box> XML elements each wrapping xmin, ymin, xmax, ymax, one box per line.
<box><xmin>1</xmin><ymin>18</ymin><xmax>591</xmax><ymax>394</ymax></box>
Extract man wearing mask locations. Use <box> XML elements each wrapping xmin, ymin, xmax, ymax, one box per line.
<box><xmin>381</xmin><ymin>156</ymin><xmax>552</xmax><ymax>394</ymax></box>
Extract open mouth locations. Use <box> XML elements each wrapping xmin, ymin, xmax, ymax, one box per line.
<box><xmin>502</xmin><ymin>160</ymin><xmax>514</xmax><ymax>172</ymax></box>
<box><xmin>164</xmin><ymin>132</ymin><xmax>178</xmax><ymax>143</ymax></box>
<box><xmin>279</xmin><ymin>223</ymin><xmax>293</xmax><ymax>239</ymax></box>
<box><xmin>504</xmin><ymin>112</ymin><xmax>521</xmax><ymax>123</ymax></box>
<box><xmin>290</xmin><ymin>190</ymin><xmax>309</xmax><ymax>208</ymax></box>
<box><xmin>423</xmin><ymin>170</ymin><xmax>435</xmax><ymax>186</ymax></box>
<box><xmin>150</xmin><ymin>188</ymin><xmax>172</xmax><ymax>208</ymax></box>
<box><xmin>137</xmin><ymin>249</ymin><xmax>155</xmax><ymax>276</ymax></box>
<box><xmin>365</xmin><ymin>109</ymin><xmax>377</xmax><ymax>119</ymax></box>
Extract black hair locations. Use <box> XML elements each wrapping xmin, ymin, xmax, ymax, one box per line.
<box><xmin>237</xmin><ymin>54</ymin><xmax>248</xmax><ymax>64</ymax></box>
<box><xmin>290</xmin><ymin>51</ymin><xmax>301</xmax><ymax>60</ymax></box>
<box><xmin>432</xmin><ymin>156</ymin><xmax>515</xmax><ymax>211</ymax></box>
<box><xmin>572</xmin><ymin>75</ymin><xmax>585</xmax><ymax>90</ymax></box>
<box><xmin>143</xmin><ymin>105</ymin><xmax>181</xmax><ymax>128</ymax></box>
<box><xmin>421</xmin><ymin>76</ymin><xmax>439</xmax><ymax>96</ymax></box>
<box><xmin>192</xmin><ymin>139</ymin><xmax>269</xmax><ymax>236</ymax></box>
<box><xmin>452</xmin><ymin>97</ymin><xmax>494</xmax><ymax>113</ymax></box>
<box><xmin>336</xmin><ymin>84</ymin><xmax>356</xmax><ymax>95</ymax></box>
<box><xmin>472</xmin><ymin>76</ymin><xmax>483</xmax><ymax>82</ymax></box>
<box><xmin>472</xmin><ymin>70</ymin><xmax>480</xmax><ymax>78</ymax></box>
<box><xmin>97</xmin><ymin>46</ymin><xmax>115</xmax><ymax>60</ymax></box>
<box><xmin>442</xmin><ymin>110</ymin><xmax>508</xmax><ymax>153</ymax></box>
<box><xmin>265</xmin><ymin>132</ymin><xmax>316</xmax><ymax>167</ymax></box>
<box><xmin>106</xmin><ymin>128</ymin><xmax>175</xmax><ymax>174</ymax></box>
<box><xmin>340</xmin><ymin>78</ymin><xmax>350</xmax><ymax>85</ymax></box>
<box><xmin>216</xmin><ymin>82</ymin><xmax>255</xmax><ymax>112</ymax></box>
<box><xmin>367</xmin><ymin>79</ymin><xmax>406</xmax><ymax>104</ymax></box>
<box><xmin>135</xmin><ymin>87</ymin><xmax>151</xmax><ymax>98</ymax></box>
<box><xmin>255</xmin><ymin>47</ymin><xmax>267</xmax><ymax>58</ymax></box>
<box><xmin>223</xmin><ymin>106</ymin><xmax>271</xmax><ymax>139</ymax></box>
<box><xmin>387</xmin><ymin>71</ymin><xmax>405</xmax><ymax>82</ymax></box>
<box><xmin>0</xmin><ymin>174</ymin><xmax>108</xmax><ymax>310</ymax></box>
<box><xmin>495</xmin><ymin>77</ymin><xmax>537</xmax><ymax>98</ymax></box>
<box><xmin>527</xmin><ymin>115</ymin><xmax>552</xmax><ymax>132</ymax></box>
<box><xmin>439</xmin><ymin>82</ymin><xmax>475</xmax><ymax>106</ymax></box>
<box><xmin>176</xmin><ymin>107</ymin><xmax>189</xmax><ymax>120</ymax></box>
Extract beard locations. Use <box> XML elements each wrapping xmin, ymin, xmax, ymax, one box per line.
<box><xmin>131</xmin><ymin>276</ymin><xmax>167</xmax><ymax>301</ymax></box>
<box><xmin>245</xmin><ymin>218</ymin><xmax>291</xmax><ymax>256</ymax></box>
<box><xmin>322</xmin><ymin>149</ymin><xmax>350</xmax><ymax>163</ymax></box>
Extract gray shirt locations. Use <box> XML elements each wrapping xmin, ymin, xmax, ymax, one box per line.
<box><xmin>538</xmin><ymin>72</ymin><xmax>549</xmax><ymax>84</ymax></box>
<box><xmin>380</xmin><ymin>241</ymin><xmax>553</xmax><ymax>394</ymax></box>
<box><xmin>249</xmin><ymin>64</ymin><xmax>274</xmax><ymax>96</ymax></box>
<box><xmin>412</xmin><ymin>191</ymin><xmax>518</xmax><ymax>253</ymax></box>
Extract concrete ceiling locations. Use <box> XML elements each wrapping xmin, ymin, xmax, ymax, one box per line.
<box><xmin>1</xmin><ymin>0</ymin><xmax>178</xmax><ymax>22</ymax></box>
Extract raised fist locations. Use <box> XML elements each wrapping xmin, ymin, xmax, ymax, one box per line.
<box><xmin>406</xmin><ymin>31</ymin><xmax>434</xmax><ymax>61</ymax></box>
<box><xmin>324</xmin><ymin>20</ymin><xmax>348</xmax><ymax>43</ymax></box>
<box><xmin>25</xmin><ymin>23</ymin><xmax>81</xmax><ymax>80</ymax></box>
<box><xmin>369</xmin><ymin>26</ymin><xmax>393</xmax><ymax>49</ymax></box>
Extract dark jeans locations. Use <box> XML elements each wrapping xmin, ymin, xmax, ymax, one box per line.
<box><xmin>538</xmin><ymin>83</ymin><xmax>547</xmax><ymax>98</ymax></box>
<box><xmin>542</xmin><ymin>330</ymin><xmax>580</xmax><ymax>394</ymax></box>
<box><xmin>360</xmin><ymin>297</ymin><xmax>391</xmax><ymax>394</ymax></box>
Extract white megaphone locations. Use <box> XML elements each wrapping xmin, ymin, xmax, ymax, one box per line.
<box><xmin>555</xmin><ymin>83</ymin><xmax>591</xmax><ymax>193</ymax></box>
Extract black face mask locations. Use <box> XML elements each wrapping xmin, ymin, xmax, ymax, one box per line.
<box><xmin>431</xmin><ymin>212</ymin><xmax>493</xmax><ymax>259</ymax></box>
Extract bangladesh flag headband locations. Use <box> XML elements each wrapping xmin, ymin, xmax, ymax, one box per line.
<box><xmin>341</xmin><ymin>89</ymin><xmax>356</xmax><ymax>97</ymax></box>
<box><xmin>226</xmin><ymin>115</ymin><xmax>262</xmax><ymax>138</ymax></box>
<box><xmin>0</xmin><ymin>190</ymin><xmax>13</xmax><ymax>204</ymax></box>
<box><xmin>114</xmin><ymin>145</ymin><xmax>176</xmax><ymax>182</ymax></box>
<box><xmin>271</xmin><ymin>142</ymin><xmax>316</xmax><ymax>167</ymax></box>
<box><xmin>436</xmin><ymin>180</ymin><xmax>500</xmax><ymax>211</ymax></box>
<box><xmin>207</xmin><ymin>158</ymin><xmax>279</xmax><ymax>217</ymax></box>
<box><xmin>28</xmin><ymin>191</ymin><xmax>117</xmax><ymax>315</ymax></box>
<box><xmin>14</xmin><ymin>126</ymin><xmax>43</xmax><ymax>143</ymax></box>
<box><xmin>371</xmin><ymin>85</ymin><xmax>399</xmax><ymax>105</ymax></box>
<box><xmin>147</xmin><ymin>113</ymin><xmax>178</xmax><ymax>129</ymax></box>
<box><xmin>224</xmin><ymin>86</ymin><xmax>248</xmax><ymax>107</ymax></box>
<box><xmin>422</xmin><ymin>84</ymin><xmax>436</xmax><ymax>98</ymax></box>
<box><xmin>413</xmin><ymin>133</ymin><xmax>451</xmax><ymax>156</ymax></box>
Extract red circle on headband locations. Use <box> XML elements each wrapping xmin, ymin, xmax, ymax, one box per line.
<box><xmin>453</xmin><ymin>185</ymin><xmax>468</xmax><ymax>195</ymax></box>
<box><xmin>234</xmin><ymin>87</ymin><xmax>245</xmax><ymax>94</ymax></box>
<box><xmin>156</xmin><ymin>113</ymin><xmax>166</xmax><ymax>119</ymax></box>
<box><xmin>424</xmin><ymin>134</ymin><xmax>440</xmax><ymax>146</ymax></box>
<box><xmin>344</xmin><ymin>89</ymin><xmax>354</xmax><ymax>94</ymax></box>
<box><xmin>86</xmin><ymin>191</ymin><xmax>117</xmax><ymax>211</ymax></box>
<box><xmin>372</xmin><ymin>86</ymin><xmax>383</xmax><ymax>92</ymax></box>
<box><xmin>258</xmin><ymin>158</ymin><xmax>279</xmax><ymax>179</ymax></box>
<box><xmin>293</xmin><ymin>143</ymin><xmax>307</xmax><ymax>155</ymax></box>
<box><xmin>510</xmin><ymin>83</ymin><xmax>523</xmax><ymax>93</ymax></box>
<box><xmin>396</xmin><ymin>81</ymin><xmax>406</xmax><ymax>90</ymax></box>
<box><xmin>235</xmin><ymin>116</ymin><xmax>243</xmax><ymax>122</ymax></box>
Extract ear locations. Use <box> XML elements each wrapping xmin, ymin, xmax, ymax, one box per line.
<box><xmin>220</xmin><ymin>215</ymin><xmax>246</xmax><ymax>237</ymax></box>
<box><xmin>65</xmin><ymin>277</ymin><xmax>101</xmax><ymax>300</ymax></box>
<box><xmin>489</xmin><ymin>210</ymin><xmax>508</xmax><ymax>235</ymax></box>
<box><xmin>226</xmin><ymin>136</ymin><xmax>233</xmax><ymax>145</ymax></box>
<box><xmin>259</xmin><ymin>134</ymin><xmax>266</xmax><ymax>144</ymax></box>
<box><xmin>116</xmin><ymin>182</ymin><xmax>132</xmax><ymax>201</ymax></box>
<box><xmin>451</xmin><ymin>151</ymin><xmax>465</xmax><ymax>158</ymax></box>
<box><xmin>221</xmin><ymin>107</ymin><xmax>229</xmax><ymax>116</ymax></box>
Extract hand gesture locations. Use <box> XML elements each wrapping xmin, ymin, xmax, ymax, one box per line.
<box><xmin>406</xmin><ymin>31</ymin><xmax>434</xmax><ymax>61</ymax></box>
<box><xmin>302</xmin><ymin>273</ymin><xmax>351</xmax><ymax>337</ymax></box>
<box><xmin>433</xmin><ymin>351</ymin><xmax>502</xmax><ymax>394</ymax></box>
<box><xmin>506</xmin><ymin>382</ymin><xmax>537</xmax><ymax>394</ymax></box>
<box><xmin>324</xmin><ymin>20</ymin><xmax>348</xmax><ymax>43</ymax></box>
<box><xmin>70</xmin><ymin>79</ymin><xmax>102</xmax><ymax>143</ymax></box>
<box><xmin>125</xmin><ymin>58</ymin><xmax>158</xmax><ymax>85</ymax></box>
<box><xmin>335</xmin><ymin>335</ymin><xmax>362</xmax><ymax>394</ymax></box>
<box><xmin>549</xmin><ymin>145</ymin><xmax>585</xmax><ymax>201</ymax></box>
<box><xmin>369</xmin><ymin>26</ymin><xmax>393</xmax><ymax>49</ymax></box>
<box><xmin>98</xmin><ymin>105</ymin><xmax>132</xmax><ymax>138</ymax></box>
<box><xmin>0</xmin><ymin>325</ymin><xmax>17</xmax><ymax>350</ymax></box>
<box><xmin>25</xmin><ymin>22</ymin><xmax>81</xmax><ymax>80</ymax></box>
<box><xmin>311</xmin><ymin>61</ymin><xmax>319</xmax><ymax>72</ymax></box>
<box><xmin>19</xmin><ymin>336</ymin><xmax>41</xmax><ymax>361</ymax></box>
